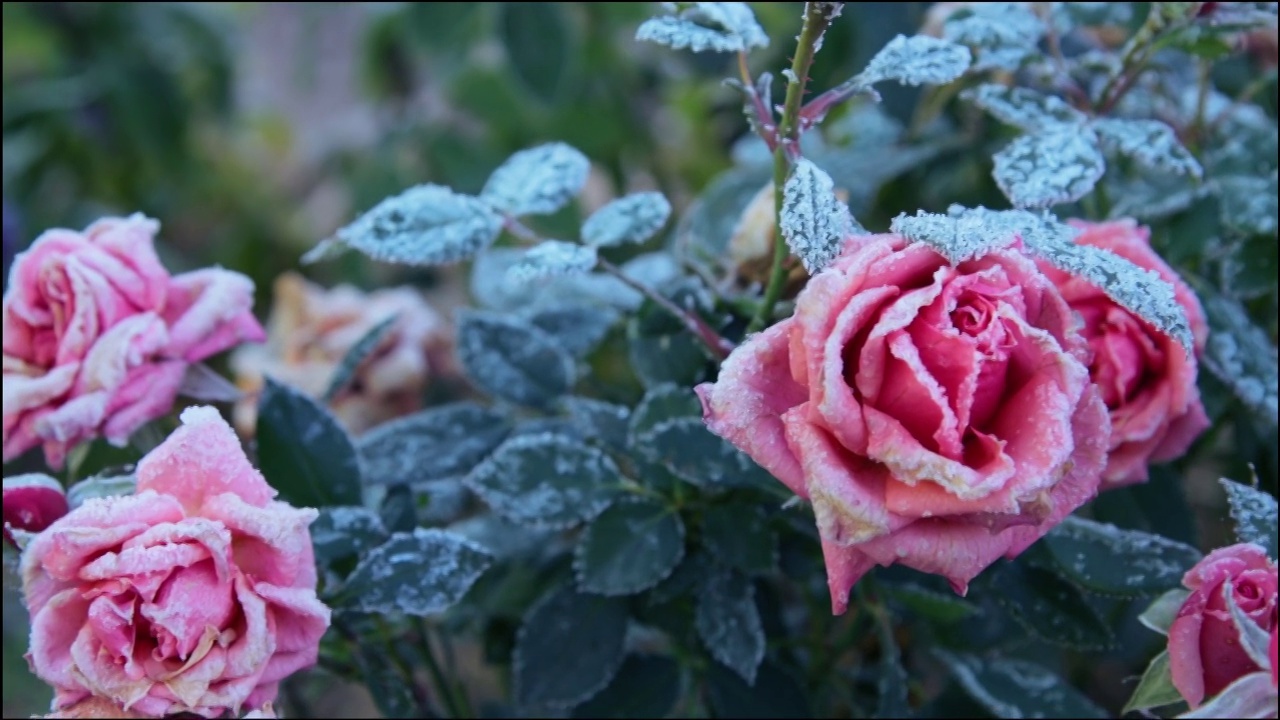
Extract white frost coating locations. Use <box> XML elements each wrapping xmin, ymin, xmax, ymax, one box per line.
<box><xmin>66</xmin><ymin>471</ymin><xmax>137</xmax><ymax>510</ymax></box>
<box><xmin>506</xmin><ymin>241</ymin><xmax>599</xmax><ymax>285</ymax></box>
<box><xmin>572</xmin><ymin>498</ymin><xmax>686</xmax><ymax>596</ymax></box>
<box><xmin>695</xmin><ymin>568</ymin><xmax>765</xmax><ymax>684</ymax></box>
<box><xmin>1215</xmin><ymin>172</ymin><xmax>1280</xmax><ymax>237</ymax></box>
<box><xmin>582</xmin><ymin>192</ymin><xmax>673</xmax><ymax>247</ymax></box>
<box><xmin>992</xmin><ymin>127</ymin><xmax>1106</xmax><ymax>209</ymax></box>
<box><xmin>342</xmin><ymin>527</ymin><xmax>494</xmax><ymax>616</ymax></box>
<box><xmin>1091</xmin><ymin>118</ymin><xmax>1204</xmax><ymax>179</ymax></box>
<box><xmin>1202</xmin><ymin>295</ymin><xmax>1279</xmax><ymax>428</ymax></box>
<box><xmin>936</xmin><ymin>652</ymin><xmax>1023</xmax><ymax>718</ymax></box>
<box><xmin>1219</xmin><ymin>478</ymin><xmax>1279</xmax><ymax>554</ymax></box>
<box><xmin>1046</xmin><ymin>516</ymin><xmax>1203</xmax><ymax>592</ymax></box>
<box><xmin>961</xmin><ymin>84</ymin><xmax>1087</xmax><ymax>132</ymax></box>
<box><xmin>939</xmin><ymin>651</ymin><xmax>1107</xmax><ymax>719</ymax></box>
<box><xmin>481</xmin><ymin>142</ymin><xmax>590</xmax><ymax>217</ymax></box>
<box><xmin>943</xmin><ymin>3</ymin><xmax>1045</xmax><ymax>71</ymax></box>
<box><xmin>330</xmin><ymin>184</ymin><xmax>503</xmax><ymax>266</ymax></box>
<box><xmin>455</xmin><ymin>310</ymin><xmax>575</xmax><ymax>408</ymax></box>
<box><xmin>857</xmin><ymin>34</ymin><xmax>972</xmax><ymax>88</ymax></box>
<box><xmin>635</xmin><ymin>2</ymin><xmax>768</xmax><ymax>54</ymax></box>
<box><xmin>781</xmin><ymin>158</ymin><xmax>854</xmax><ymax>273</ymax></box>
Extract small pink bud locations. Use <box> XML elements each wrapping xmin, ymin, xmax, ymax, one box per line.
<box><xmin>2</xmin><ymin>473</ymin><xmax>68</xmax><ymax>548</ymax></box>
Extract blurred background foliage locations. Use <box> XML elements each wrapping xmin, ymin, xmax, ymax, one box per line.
<box><xmin>3</xmin><ymin>2</ymin><xmax>1277</xmax><ymax>718</ymax></box>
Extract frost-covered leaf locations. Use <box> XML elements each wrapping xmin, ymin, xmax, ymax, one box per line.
<box><xmin>936</xmin><ymin>651</ymin><xmax>1107</xmax><ymax>719</ymax></box>
<box><xmin>890</xmin><ymin>209</ymin><xmax>1020</xmax><ymax>264</ymax></box>
<box><xmin>1200</xmin><ymin>294</ymin><xmax>1279</xmax><ymax>428</ymax></box>
<box><xmin>1106</xmin><ymin>171</ymin><xmax>1210</xmax><ymax>222</ymax></box>
<box><xmin>559</xmin><ymin>396</ymin><xmax>631</xmax><ymax>452</ymax></box>
<box><xmin>1216</xmin><ymin>172</ymin><xmax>1279</xmax><ymax>237</ymax></box>
<box><xmin>780</xmin><ymin>158</ymin><xmax>853</xmax><ymax>273</ymax></box>
<box><xmin>638</xmin><ymin>417</ymin><xmax>764</xmax><ymax>489</ymax></box>
<box><xmin>1091</xmin><ymin>118</ymin><xmax>1203</xmax><ymax>178</ymax></box>
<box><xmin>322</xmin><ymin>314</ymin><xmax>398</xmax><ymax>403</ymax></box>
<box><xmin>1122</xmin><ymin>650</ymin><xmax>1184</xmax><ymax>714</ymax></box>
<box><xmin>993</xmin><ymin>127</ymin><xmax>1105</xmax><ymax>208</ymax></box>
<box><xmin>456</xmin><ymin>310</ymin><xmax>575</xmax><ymax>409</ymax></box>
<box><xmin>514</xmin><ymin>587</ymin><xmax>629</xmax><ymax>708</ymax></box>
<box><xmin>702</xmin><ymin>502</ymin><xmax>777</xmax><ymax>576</ymax></box>
<box><xmin>311</xmin><ymin>506</ymin><xmax>388</xmax><ymax>567</ymax></box>
<box><xmin>988</xmin><ymin>560</ymin><xmax>1114</xmax><ymax>649</ymax></box>
<box><xmin>574</xmin><ymin>498</ymin><xmax>685</xmax><ymax>596</ymax></box>
<box><xmin>379</xmin><ymin>483</ymin><xmax>418</xmax><ymax>534</ymax></box>
<box><xmin>339</xmin><ymin>527</ymin><xmax>493</xmax><ymax>615</ymax></box>
<box><xmin>464</xmin><ymin>433</ymin><xmax>623</xmax><ymax>529</ymax></box>
<box><xmin>506</xmin><ymin>241</ymin><xmax>598</xmax><ymax>285</ymax></box>
<box><xmin>1044</xmin><ymin>516</ymin><xmax>1203</xmax><ymax>596</ymax></box>
<box><xmin>882</xmin><ymin>582</ymin><xmax>979</xmax><ymax>623</ymax></box>
<box><xmin>943</xmin><ymin>3</ymin><xmax>1045</xmax><ymax>71</ymax></box>
<box><xmin>66</xmin><ymin>471</ymin><xmax>136</xmax><ymax>510</ymax></box>
<box><xmin>570</xmin><ymin>654</ymin><xmax>682</xmax><ymax>719</ymax></box>
<box><xmin>527</xmin><ymin>304</ymin><xmax>620</xmax><ymax>359</ymax></box>
<box><xmin>857</xmin><ymin>34</ymin><xmax>972</xmax><ymax>88</ymax></box>
<box><xmin>327</xmin><ymin>184</ymin><xmax>502</xmax><ymax>266</ymax></box>
<box><xmin>472</xmin><ymin>247</ymin><xmax>674</xmax><ymax>313</ymax></box>
<box><xmin>1139</xmin><ymin>588</ymin><xmax>1192</xmax><ymax>635</ymax></box>
<box><xmin>582</xmin><ymin>192</ymin><xmax>672</xmax><ymax>247</ymax></box>
<box><xmin>1219</xmin><ymin>478</ymin><xmax>1279</xmax><ymax>558</ymax></box>
<box><xmin>257</xmin><ymin>378</ymin><xmax>362</xmax><ymax>508</ymax></box>
<box><xmin>961</xmin><ymin>84</ymin><xmax>1087</xmax><ymax>131</ymax></box>
<box><xmin>696</xmin><ymin>566</ymin><xmax>765</xmax><ymax>684</ymax></box>
<box><xmin>1057</xmin><ymin>2</ymin><xmax>1135</xmax><ymax>30</ymax></box>
<box><xmin>481</xmin><ymin>142</ymin><xmax>590</xmax><ymax>216</ymax></box>
<box><xmin>626</xmin><ymin>280</ymin><xmax>715</xmax><ymax>389</ymax></box>
<box><xmin>358</xmin><ymin>402</ymin><xmax>513</xmax><ymax>486</ymax></box>
<box><xmin>635</xmin><ymin>2</ymin><xmax>768</xmax><ymax>54</ymax></box>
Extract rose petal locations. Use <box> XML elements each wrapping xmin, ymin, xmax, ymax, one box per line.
<box><xmin>136</xmin><ymin>406</ymin><xmax>275</xmax><ymax>512</ymax></box>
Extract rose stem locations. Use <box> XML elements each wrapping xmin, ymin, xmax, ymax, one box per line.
<box><xmin>747</xmin><ymin>2</ymin><xmax>836</xmax><ymax>334</ymax></box>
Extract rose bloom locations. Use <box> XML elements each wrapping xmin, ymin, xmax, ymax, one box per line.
<box><xmin>1035</xmin><ymin>220</ymin><xmax>1209</xmax><ymax>488</ymax></box>
<box><xmin>21</xmin><ymin>406</ymin><xmax>330</xmax><ymax>718</ymax></box>
<box><xmin>697</xmin><ymin>235</ymin><xmax>1108</xmax><ymax>613</ymax></box>
<box><xmin>1169</xmin><ymin>543</ymin><xmax>1278</xmax><ymax>708</ymax></box>
<box><xmin>3</xmin><ymin>214</ymin><xmax>265</xmax><ymax>468</ymax></box>
<box><xmin>3</xmin><ymin>473</ymin><xmax>68</xmax><ymax>548</ymax></box>
<box><xmin>230</xmin><ymin>272</ymin><xmax>453</xmax><ymax>436</ymax></box>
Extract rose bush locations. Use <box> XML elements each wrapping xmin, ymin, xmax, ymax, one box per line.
<box><xmin>697</xmin><ymin>234</ymin><xmax>1109</xmax><ymax>612</ymax></box>
<box><xmin>1037</xmin><ymin>220</ymin><xmax>1209</xmax><ymax>488</ymax></box>
<box><xmin>1168</xmin><ymin>543</ymin><xmax>1278</xmax><ymax>708</ymax></box>
<box><xmin>20</xmin><ymin>406</ymin><xmax>330</xmax><ymax>718</ymax></box>
<box><xmin>2</xmin><ymin>214</ymin><xmax>265</xmax><ymax>468</ymax></box>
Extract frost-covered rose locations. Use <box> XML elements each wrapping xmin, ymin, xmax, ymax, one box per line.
<box><xmin>1169</xmin><ymin>543</ymin><xmax>1277</xmax><ymax>708</ymax></box>
<box><xmin>1037</xmin><ymin>220</ymin><xmax>1209</xmax><ymax>488</ymax></box>
<box><xmin>697</xmin><ymin>235</ymin><xmax>1108</xmax><ymax>613</ymax></box>
<box><xmin>21</xmin><ymin>406</ymin><xmax>330</xmax><ymax>718</ymax></box>
<box><xmin>230</xmin><ymin>272</ymin><xmax>453</xmax><ymax>436</ymax></box>
<box><xmin>2</xmin><ymin>215</ymin><xmax>265</xmax><ymax>468</ymax></box>
<box><xmin>3</xmin><ymin>473</ymin><xmax>68</xmax><ymax>548</ymax></box>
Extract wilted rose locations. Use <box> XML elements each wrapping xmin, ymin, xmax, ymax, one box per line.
<box><xmin>2</xmin><ymin>215</ymin><xmax>265</xmax><ymax>468</ymax></box>
<box><xmin>21</xmin><ymin>406</ymin><xmax>330</xmax><ymax>718</ymax></box>
<box><xmin>1037</xmin><ymin>219</ymin><xmax>1209</xmax><ymax>488</ymax></box>
<box><xmin>697</xmin><ymin>235</ymin><xmax>1108</xmax><ymax>613</ymax></box>
<box><xmin>230</xmin><ymin>272</ymin><xmax>453</xmax><ymax>436</ymax></box>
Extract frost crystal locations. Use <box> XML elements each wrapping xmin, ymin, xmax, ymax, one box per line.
<box><xmin>962</xmin><ymin>84</ymin><xmax>1087</xmax><ymax>132</ymax></box>
<box><xmin>328</xmin><ymin>184</ymin><xmax>503</xmax><ymax>266</ymax></box>
<box><xmin>635</xmin><ymin>2</ymin><xmax>768</xmax><ymax>53</ymax></box>
<box><xmin>993</xmin><ymin>127</ymin><xmax>1106</xmax><ymax>208</ymax></box>
<box><xmin>1091</xmin><ymin>118</ymin><xmax>1204</xmax><ymax>179</ymax></box>
<box><xmin>1202</xmin><ymin>295</ymin><xmax>1279</xmax><ymax>428</ymax></box>
<box><xmin>943</xmin><ymin>2</ymin><xmax>1045</xmax><ymax>71</ymax></box>
<box><xmin>1215</xmin><ymin>172</ymin><xmax>1279</xmax><ymax>237</ymax></box>
<box><xmin>581</xmin><ymin>192</ymin><xmax>673</xmax><ymax>247</ymax></box>
<box><xmin>857</xmin><ymin>34</ymin><xmax>972</xmax><ymax>88</ymax></box>
<box><xmin>890</xmin><ymin>210</ymin><xmax>1018</xmax><ymax>265</ymax></box>
<box><xmin>481</xmin><ymin>142</ymin><xmax>590</xmax><ymax>217</ymax></box>
<box><xmin>341</xmin><ymin>527</ymin><xmax>493</xmax><ymax>617</ymax></box>
<box><xmin>506</xmin><ymin>241</ymin><xmax>599</xmax><ymax>285</ymax></box>
<box><xmin>780</xmin><ymin>158</ymin><xmax>854</xmax><ymax>273</ymax></box>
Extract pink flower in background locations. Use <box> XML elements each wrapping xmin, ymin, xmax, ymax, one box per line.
<box><xmin>1037</xmin><ymin>219</ymin><xmax>1209</xmax><ymax>488</ymax></box>
<box><xmin>697</xmin><ymin>235</ymin><xmax>1108</xmax><ymax>613</ymax></box>
<box><xmin>2</xmin><ymin>473</ymin><xmax>68</xmax><ymax>548</ymax></box>
<box><xmin>2</xmin><ymin>215</ymin><xmax>265</xmax><ymax>468</ymax></box>
<box><xmin>1168</xmin><ymin>543</ymin><xmax>1277</xmax><ymax>708</ymax></box>
<box><xmin>21</xmin><ymin>406</ymin><xmax>330</xmax><ymax>718</ymax></box>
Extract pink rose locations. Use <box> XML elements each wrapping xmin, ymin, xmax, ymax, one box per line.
<box><xmin>1169</xmin><ymin>543</ymin><xmax>1278</xmax><ymax>708</ymax></box>
<box><xmin>696</xmin><ymin>235</ymin><xmax>1108</xmax><ymax>613</ymax></box>
<box><xmin>1036</xmin><ymin>219</ymin><xmax>1209</xmax><ymax>488</ymax></box>
<box><xmin>21</xmin><ymin>406</ymin><xmax>330</xmax><ymax>718</ymax></box>
<box><xmin>3</xmin><ymin>473</ymin><xmax>68</xmax><ymax>548</ymax></box>
<box><xmin>2</xmin><ymin>214</ymin><xmax>266</xmax><ymax>468</ymax></box>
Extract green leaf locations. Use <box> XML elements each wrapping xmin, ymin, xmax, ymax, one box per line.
<box><xmin>559</xmin><ymin>396</ymin><xmax>631</xmax><ymax>452</ymax></box>
<box><xmin>1200</xmin><ymin>293</ymin><xmax>1278</xmax><ymax>430</ymax></box>
<box><xmin>256</xmin><ymin>378</ymin><xmax>362</xmax><ymax>508</ymax></box>
<box><xmin>356</xmin><ymin>643</ymin><xmax>418</xmax><ymax>718</ymax></box>
<box><xmin>936</xmin><ymin>651</ymin><xmax>1107</xmax><ymax>719</ymax></box>
<box><xmin>1043</xmin><ymin>516</ymin><xmax>1203</xmax><ymax>596</ymax></box>
<box><xmin>338</xmin><ymin>528</ymin><xmax>493</xmax><ymax>615</ymax></box>
<box><xmin>357</xmin><ymin>402</ymin><xmax>513</xmax><ymax>486</ymax></box>
<box><xmin>628</xmin><ymin>383</ymin><xmax>701</xmax><ymax>438</ymax></box>
<box><xmin>311</xmin><ymin>507</ymin><xmax>388</xmax><ymax>567</ymax></box>
<box><xmin>705</xmin><ymin>659</ymin><xmax>812</xmax><ymax>719</ymax></box>
<box><xmin>1122</xmin><ymin>650</ymin><xmax>1184</xmax><ymax>714</ymax></box>
<box><xmin>696</xmin><ymin>567</ymin><xmax>765</xmax><ymax>684</ymax></box>
<box><xmin>574</xmin><ymin>498</ymin><xmax>685</xmax><ymax>596</ymax></box>
<box><xmin>499</xmin><ymin>3</ymin><xmax>574</xmax><ymax>104</ymax></box>
<box><xmin>322</xmin><ymin>314</ymin><xmax>399</xmax><ymax>403</ymax></box>
<box><xmin>702</xmin><ymin>502</ymin><xmax>777</xmax><ymax>576</ymax></box>
<box><xmin>626</xmin><ymin>282</ymin><xmax>713</xmax><ymax>389</ymax></box>
<box><xmin>456</xmin><ymin>310</ymin><xmax>575</xmax><ymax>409</ymax></box>
<box><xmin>874</xmin><ymin>609</ymin><xmax>910</xmax><ymax>719</ymax></box>
<box><xmin>514</xmin><ymin>587</ymin><xmax>630</xmax><ymax>709</ymax></box>
<box><xmin>1220</xmin><ymin>477</ymin><xmax>1279</xmax><ymax>558</ymax></box>
<box><xmin>570</xmin><ymin>654</ymin><xmax>682</xmax><ymax>719</ymax></box>
<box><xmin>529</xmin><ymin>304</ymin><xmax>620</xmax><ymax>359</ymax></box>
<box><xmin>582</xmin><ymin>192</ymin><xmax>672</xmax><ymax>247</ymax></box>
<box><xmin>464</xmin><ymin>433</ymin><xmax>623</xmax><ymax>529</ymax></box>
<box><xmin>1139</xmin><ymin>588</ymin><xmax>1192</xmax><ymax>635</ymax></box>
<box><xmin>882</xmin><ymin>582</ymin><xmax>980</xmax><ymax>624</ymax></box>
<box><xmin>378</xmin><ymin>483</ymin><xmax>417</xmax><ymax>534</ymax></box>
<box><xmin>987</xmin><ymin>560</ymin><xmax>1114</xmax><ymax>650</ymax></box>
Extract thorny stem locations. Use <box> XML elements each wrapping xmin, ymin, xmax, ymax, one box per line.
<box><xmin>747</xmin><ymin>2</ymin><xmax>836</xmax><ymax>335</ymax></box>
<box><xmin>1096</xmin><ymin>5</ymin><xmax>1166</xmax><ymax>115</ymax></box>
<box><xmin>414</xmin><ymin>618</ymin><xmax>471</xmax><ymax>719</ymax></box>
<box><xmin>501</xmin><ymin>215</ymin><xmax>734</xmax><ymax>359</ymax></box>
